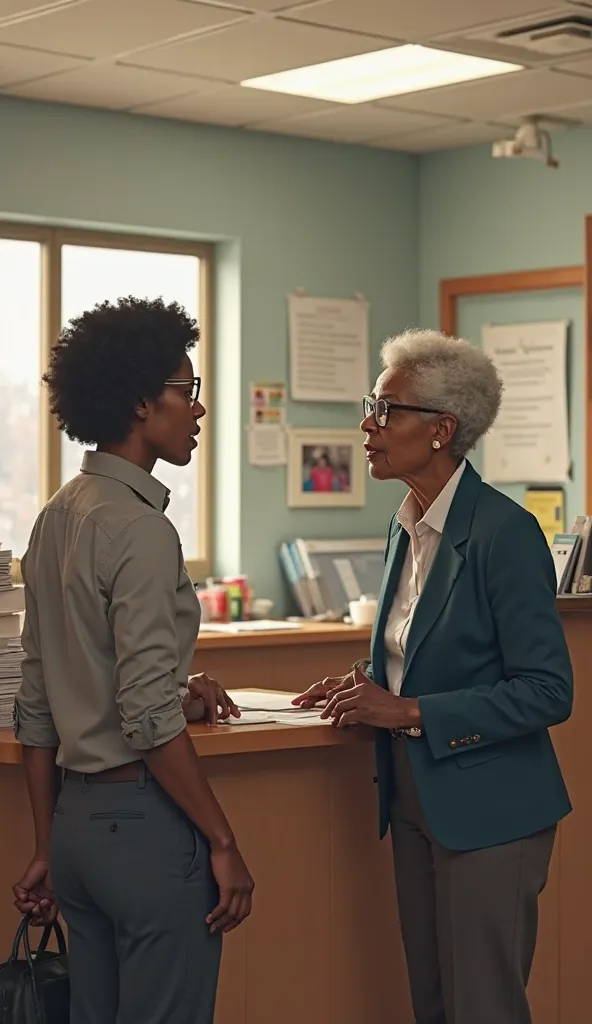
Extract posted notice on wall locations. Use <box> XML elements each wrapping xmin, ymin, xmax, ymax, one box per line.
<box><xmin>288</xmin><ymin>294</ymin><xmax>369</xmax><ymax>402</ymax></box>
<box><xmin>248</xmin><ymin>425</ymin><xmax>287</xmax><ymax>466</ymax></box>
<box><xmin>247</xmin><ymin>380</ymin><xmax>287</xmax><ymax>466</ymax></box>
<box><xmin>482</xmin><ymin>321</ymin><xmax>570</xmax><ymax>484</ymax></box>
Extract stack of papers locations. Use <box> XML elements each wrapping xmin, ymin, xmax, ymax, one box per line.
<box><xmin>0</xmin><ymin>549</ymin><xmax>13</xmax><ymax>592</ymax></box>
<box><xmin>0</xmin><ymin>549</ymin><xmax>24</xmax><ymax>729</ymax></box>
<box><xmin>0</xmin><ymin>638</ymin><xmax>23</xmax><ymax>729</ymax></box>
<box><xmin>201</xmin><ymin>620</ymin><xmax>301</xmax><ymax>634</ymax></box>
<box><xmin>226</xmin><ymin>690</ymin><xmax>324</xmax><ymax>727</ymax></box>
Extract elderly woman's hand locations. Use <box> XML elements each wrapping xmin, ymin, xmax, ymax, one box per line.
<box><xmin>185</xmin><ymin>673</ymin><xmax>241</xmax><ymax>726</ymax></box>
<box><xmin>292</xmin><ymin>669</ymin><xmax>357</xmax><ymax>708</ymax></box>
<box><xmin>321</xmin><ymin>667</ymin><xmax>421</xmax><ymax>730</ymax></box>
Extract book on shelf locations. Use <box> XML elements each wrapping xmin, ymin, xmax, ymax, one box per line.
<box><xmin>279</xmin><ymin>537</ymin><xmax>385</xmax><ymax>618</ymax></box>
<box><xmin>551</xmin><ymin>534</ymin><xmax>581</xmax><ymax>594</ymax></box>
<box><xmin>568</xmin><ymin>517</ymin><xmax>592</xmax><ymax>594</ymax></box>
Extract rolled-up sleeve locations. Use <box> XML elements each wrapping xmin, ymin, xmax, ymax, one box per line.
<box><xmin>106</xmin><ymin>514</ymin><xmax>187</xmax><ymax>751</ymax></box>
<box><xmin>15</xmin><ymin>555</ymin><xmax>60</xmax><ymax>748</ymax></box>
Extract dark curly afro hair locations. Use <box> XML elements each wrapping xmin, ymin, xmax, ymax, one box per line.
<box><xmin>42</xmin><ymin>296</ymin><xmax>199</xmax><ymax>445</ymax></box>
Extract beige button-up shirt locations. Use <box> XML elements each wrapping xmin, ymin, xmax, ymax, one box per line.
<box><xmin>385</xmin><ymin>460</ymin><xmax>466</xmax><ymax>696</ymax></box>
<box><xmin>15</xmin><ymin>451</ymin><xmax>200</xmax><ymax>772</ymax></box>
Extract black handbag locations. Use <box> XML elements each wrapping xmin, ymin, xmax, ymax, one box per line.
<box><xmin>0</xmin><ymin>916</ymin><xmax>69</xmax><ymax>1023</ymax></box>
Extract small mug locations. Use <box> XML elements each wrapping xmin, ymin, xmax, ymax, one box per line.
<box><xmin>349</xmin><ymin>598</ymin><xmax>377</xmax><ymax>627</ymax></box>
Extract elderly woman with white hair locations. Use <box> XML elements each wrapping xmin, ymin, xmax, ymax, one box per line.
<box><xmin>295</xmin><ymin>330</ymin><xmax>573</xmax><ymax>1024</ymax></box>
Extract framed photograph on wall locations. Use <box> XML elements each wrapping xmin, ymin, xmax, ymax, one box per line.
<box><xmin>287</xmin><ymin>429</ymin><xmax>365</xmax><ymax>508</ymax></box>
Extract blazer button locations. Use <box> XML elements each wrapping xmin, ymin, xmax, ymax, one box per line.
<box><xmin>449</xmin><ymin>740</ymin><xmax>458</xmax><ymax>749</ymax></box>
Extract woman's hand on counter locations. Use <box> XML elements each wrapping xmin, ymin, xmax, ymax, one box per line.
<box><xmin>186</xmin><ymin>673</ymin><xmax>241</xmax><ymax>726</ymax></box>
<box><xmin>321</xmin><ymin>668</ymin><xmax>422</xmax><ymax>730</ymax></box>
<box><xmin>292</xmin><ymin>668</ymin><xmax>358</xmax><ymax>708</ymax></box>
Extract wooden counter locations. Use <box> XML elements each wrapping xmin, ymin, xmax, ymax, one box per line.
<box><xmin>192</xmin><ymin>621</ymin><xmax>372</xmax><ymax>693</ymax></box>
<box><xmin>0</xmin><ymin>718</ymin><xmax>411</xmax><ymax>1024</ymax></box>
<box><xmin>0</xmin><ymin>600</ymin><xmax>590</xmax><ymax>1024</ymax></box>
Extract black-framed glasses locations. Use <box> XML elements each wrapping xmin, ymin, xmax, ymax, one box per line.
<box><xmin>164</xmin><ymin>376</ymin><xmax>201</xmax><ymax>403</ymax></box>
<box><xmin>362</xmin><ymin>395</ymin><xmax>443</xmax><ymax>428</ymax></box>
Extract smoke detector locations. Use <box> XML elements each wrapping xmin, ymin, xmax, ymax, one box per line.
<box><xmin>492</xmin><ymin>116</ymin><xmax>558</xmax><ymax>167</ymax></box>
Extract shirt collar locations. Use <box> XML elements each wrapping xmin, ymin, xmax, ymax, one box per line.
<box><xmin>80</xmin><ymin>451</ymin><xmax>170</xmax><ymax>512</ymax></box>
<box><xmin>397</xmin><ymin>459</ymin><xmax>467</xmax><ymax>537</ymax></box>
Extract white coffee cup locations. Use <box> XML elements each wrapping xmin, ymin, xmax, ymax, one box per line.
<box><xmin>252</xmin><ymin>597</ymin><xmax>274</xmax><ymax>619</ymax></box>
<box><xmin>349</xmin><ymin>596</ymin><xmax>378</xmax><ymax>626</ymax></box>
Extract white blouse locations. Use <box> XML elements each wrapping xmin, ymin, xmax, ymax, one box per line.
<box><xmin>385</xmin><ymin>460</ymin><xmax>466</xmax><ymax>696</ymax></box>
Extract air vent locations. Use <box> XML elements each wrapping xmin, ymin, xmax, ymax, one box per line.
<box><xmin>461</xmin><ymin>8</ymin><xmax>592</xmax><ymax>58</ymax></box>
<box><xmin>499</xmin><ymin>15</ymin><xmax>592</xmax><ymax>54</ymax></box>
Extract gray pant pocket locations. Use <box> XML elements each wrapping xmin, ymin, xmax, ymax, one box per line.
<box><xmin>88</xmin><ymin>810</ymin><xmax>146</xmax><ymax>821</ymax></box>
<box><xmin>184</xmin><ymin>826</ymin><xmax>207</xmax><ymax>881</ymax></box>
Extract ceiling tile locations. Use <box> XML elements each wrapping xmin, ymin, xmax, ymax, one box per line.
<box><xmin>0</xmin><ymin>41</ymin><xmax>84</xmax><ymax>86</ymax></box>
<box><xmin>285</xmin><ymin>0</ymin><xmax>558</xmax><ymax>42</ymax></box>
<box><xmin>252</xmin><ymin>103</ymin><xmax>461</xmax><ymax>142</ymax></box>
<box><xmin>379</xmin><ymin>69</ymin><xmax>592</xmax><ymax>120</ymax></box>
<box><xmin>124</xmin><ymin>18</ymin><xmax>391</xmax><ymax>82</ymax></box>
<box><xmin>0</xmin><ymin>0</ymin><xmax>245</xmax><ymax>59</ymax></box>
<box><xmin>6</xmin><ymin>62</ymin><xmax>211</xmax><ymax>107</ymax></box>
<box><xmin>555</xmin><ymin>54</ymin><xmax>592</xmax><ymax>79</ymax></box>
<box><xmin>370</xmin><ymin>120</ymin><xmax>515</xmax><ymax>152</ymax></box>
<box><xmin>540</xmin><ymin>99</ymin><xmax>592</xmax><ymax>124</ymax></box>
<box><xmin>182</xmin><ymin>0</ymin><xmax>304</xmax><ymax>9</ymax></box>
<box><xmin>134</xmin><ymin>84</ymin><xmax>329</xmax><ymax>125</ymax></box>
<box><xmin>0</xmin><ymin>0</ymin><xmax>71</xmax><ymax>16</ymax></box>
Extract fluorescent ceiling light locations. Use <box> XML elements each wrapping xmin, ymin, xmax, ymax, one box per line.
<box><xmin>241</xmin><ymin>45</ymin><xmax>523</xmax><ymax>104</ymax></box>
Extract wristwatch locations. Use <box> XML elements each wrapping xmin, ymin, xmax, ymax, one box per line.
<box><xmin>392</xmin><ymin>727</ymin><xmax>423</xmax><ymax>738</ymax></box>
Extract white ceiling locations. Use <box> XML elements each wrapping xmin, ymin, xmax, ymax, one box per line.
<box><xmin>1</xmin><ymin>0</ymin><xmax>592</xmax><ymax>151</ymax></box>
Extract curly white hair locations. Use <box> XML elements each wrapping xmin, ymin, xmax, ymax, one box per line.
<box><xmin>380</xmin><ymin>328</ymin><xmax>503</xmax><ymax>460</ymax></box>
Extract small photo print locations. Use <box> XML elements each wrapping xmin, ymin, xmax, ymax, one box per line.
<box><xmin>287</xmin><ymin>429</ymin><xmax>364</xmax><ymax>508</ymax></box>
<box><xmin>301</xmin><ymin>445</ymin><xmax>352</xmax><ymax>494</ymax></box>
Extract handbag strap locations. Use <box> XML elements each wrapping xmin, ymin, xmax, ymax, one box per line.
<box><xmin>21</xmin><ymin>918</ymin><xmax>43</xmax><ymax>1021</ymax></box>
<box><xmin>35</xmin><ymin>919</ymin><xmax>67</xmax><ymax>957</ymax></box>
<box><xmin>9</xmin><ymin>916</ymin><xmax>28</xmax><ymax>962</ymax></box>
<box><xmin>10</xmin><ymin>915</ymin><xmax>67</xmax><ymax>961</ymax></box>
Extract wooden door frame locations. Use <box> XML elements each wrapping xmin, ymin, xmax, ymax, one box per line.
<box><xmin>439</xmin><ymin>264</ymin><xmax>586</xmax><ymax>506</ymax></box>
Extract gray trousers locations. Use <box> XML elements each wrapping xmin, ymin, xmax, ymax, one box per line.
<box><xmin>390</xmin><ymin>737</ymin><xmax>555</xmax><ymax>1024</ymax></box>
<box><xmin>50</xmin><ymin>768</ymin><xmax>222</xmax><ymax>1024</ymax></box>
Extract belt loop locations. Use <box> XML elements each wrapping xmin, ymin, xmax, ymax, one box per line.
<box><xmin>138</xmin><ymin>762</ymin><xmax>146</xmax><ymax>790</ymax></box>
<box><xmin>81</xmin><ymin>773</ymin><xmax>88</xmax><ymax>793</ymax></box>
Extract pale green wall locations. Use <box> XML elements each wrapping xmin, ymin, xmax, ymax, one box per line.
<box><xmin>0</xmin><ymin>96</ymin><xmax>417</xmax><ymax>610</ymax></box>
<box><xmin>5</xmin><ymin>94</ymin><xmax>587</xmax><ymax>610</ymax></box>
<box><xmin>419</xmin><ymin>128</ymin><xmax>592</xmax><ymax>527</ymax></box>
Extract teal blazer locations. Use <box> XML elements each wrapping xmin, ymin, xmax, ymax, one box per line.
<box><xmin>371</xmin><ymin>461</ymin><xmax>573</xmax><ymax>851</ymax></box>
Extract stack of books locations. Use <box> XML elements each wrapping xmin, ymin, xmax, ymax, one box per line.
<box><xmin>279</xmin><ymin>538</ymin><xmax>384</xmax><ymax>618</ymax></box>
<box><xmin>552</xmin><ymin>516</ymin><xmax>592</xmax><ymax>595</ymax></box>
<box><xmin>0</xmin><ymin>547</ymin><xmax>24</xmax><ymax>729</ymax></box>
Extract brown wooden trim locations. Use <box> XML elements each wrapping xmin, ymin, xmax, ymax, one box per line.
<box><xmin>586</xmin><ymin>218</ymin><xmax>592</xmax><ymax>514</ymax></box>
<box><xmin>440</xmin><ymin>266</ymin><xmax>585</xmax><ymax>336</ymax></box>
<box><xmin>196</xmin><ymin>621</ymin><xmax>372</xmax><ymax>650</ymax></box>
<box><xmin>439</xmin><ymin>264</ymin><xmax>586</xmax><ymax>510</ymax></box>
<box><xmin>0</xmin><ymin>719</ymin><xmax>364</xmax><ymax>764</ymax></box>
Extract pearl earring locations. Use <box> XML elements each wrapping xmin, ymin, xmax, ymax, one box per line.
<box><xmin>432</xmin><ymin>439</ymin><xmax>441</xmax><ymax>450</ymax></box>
